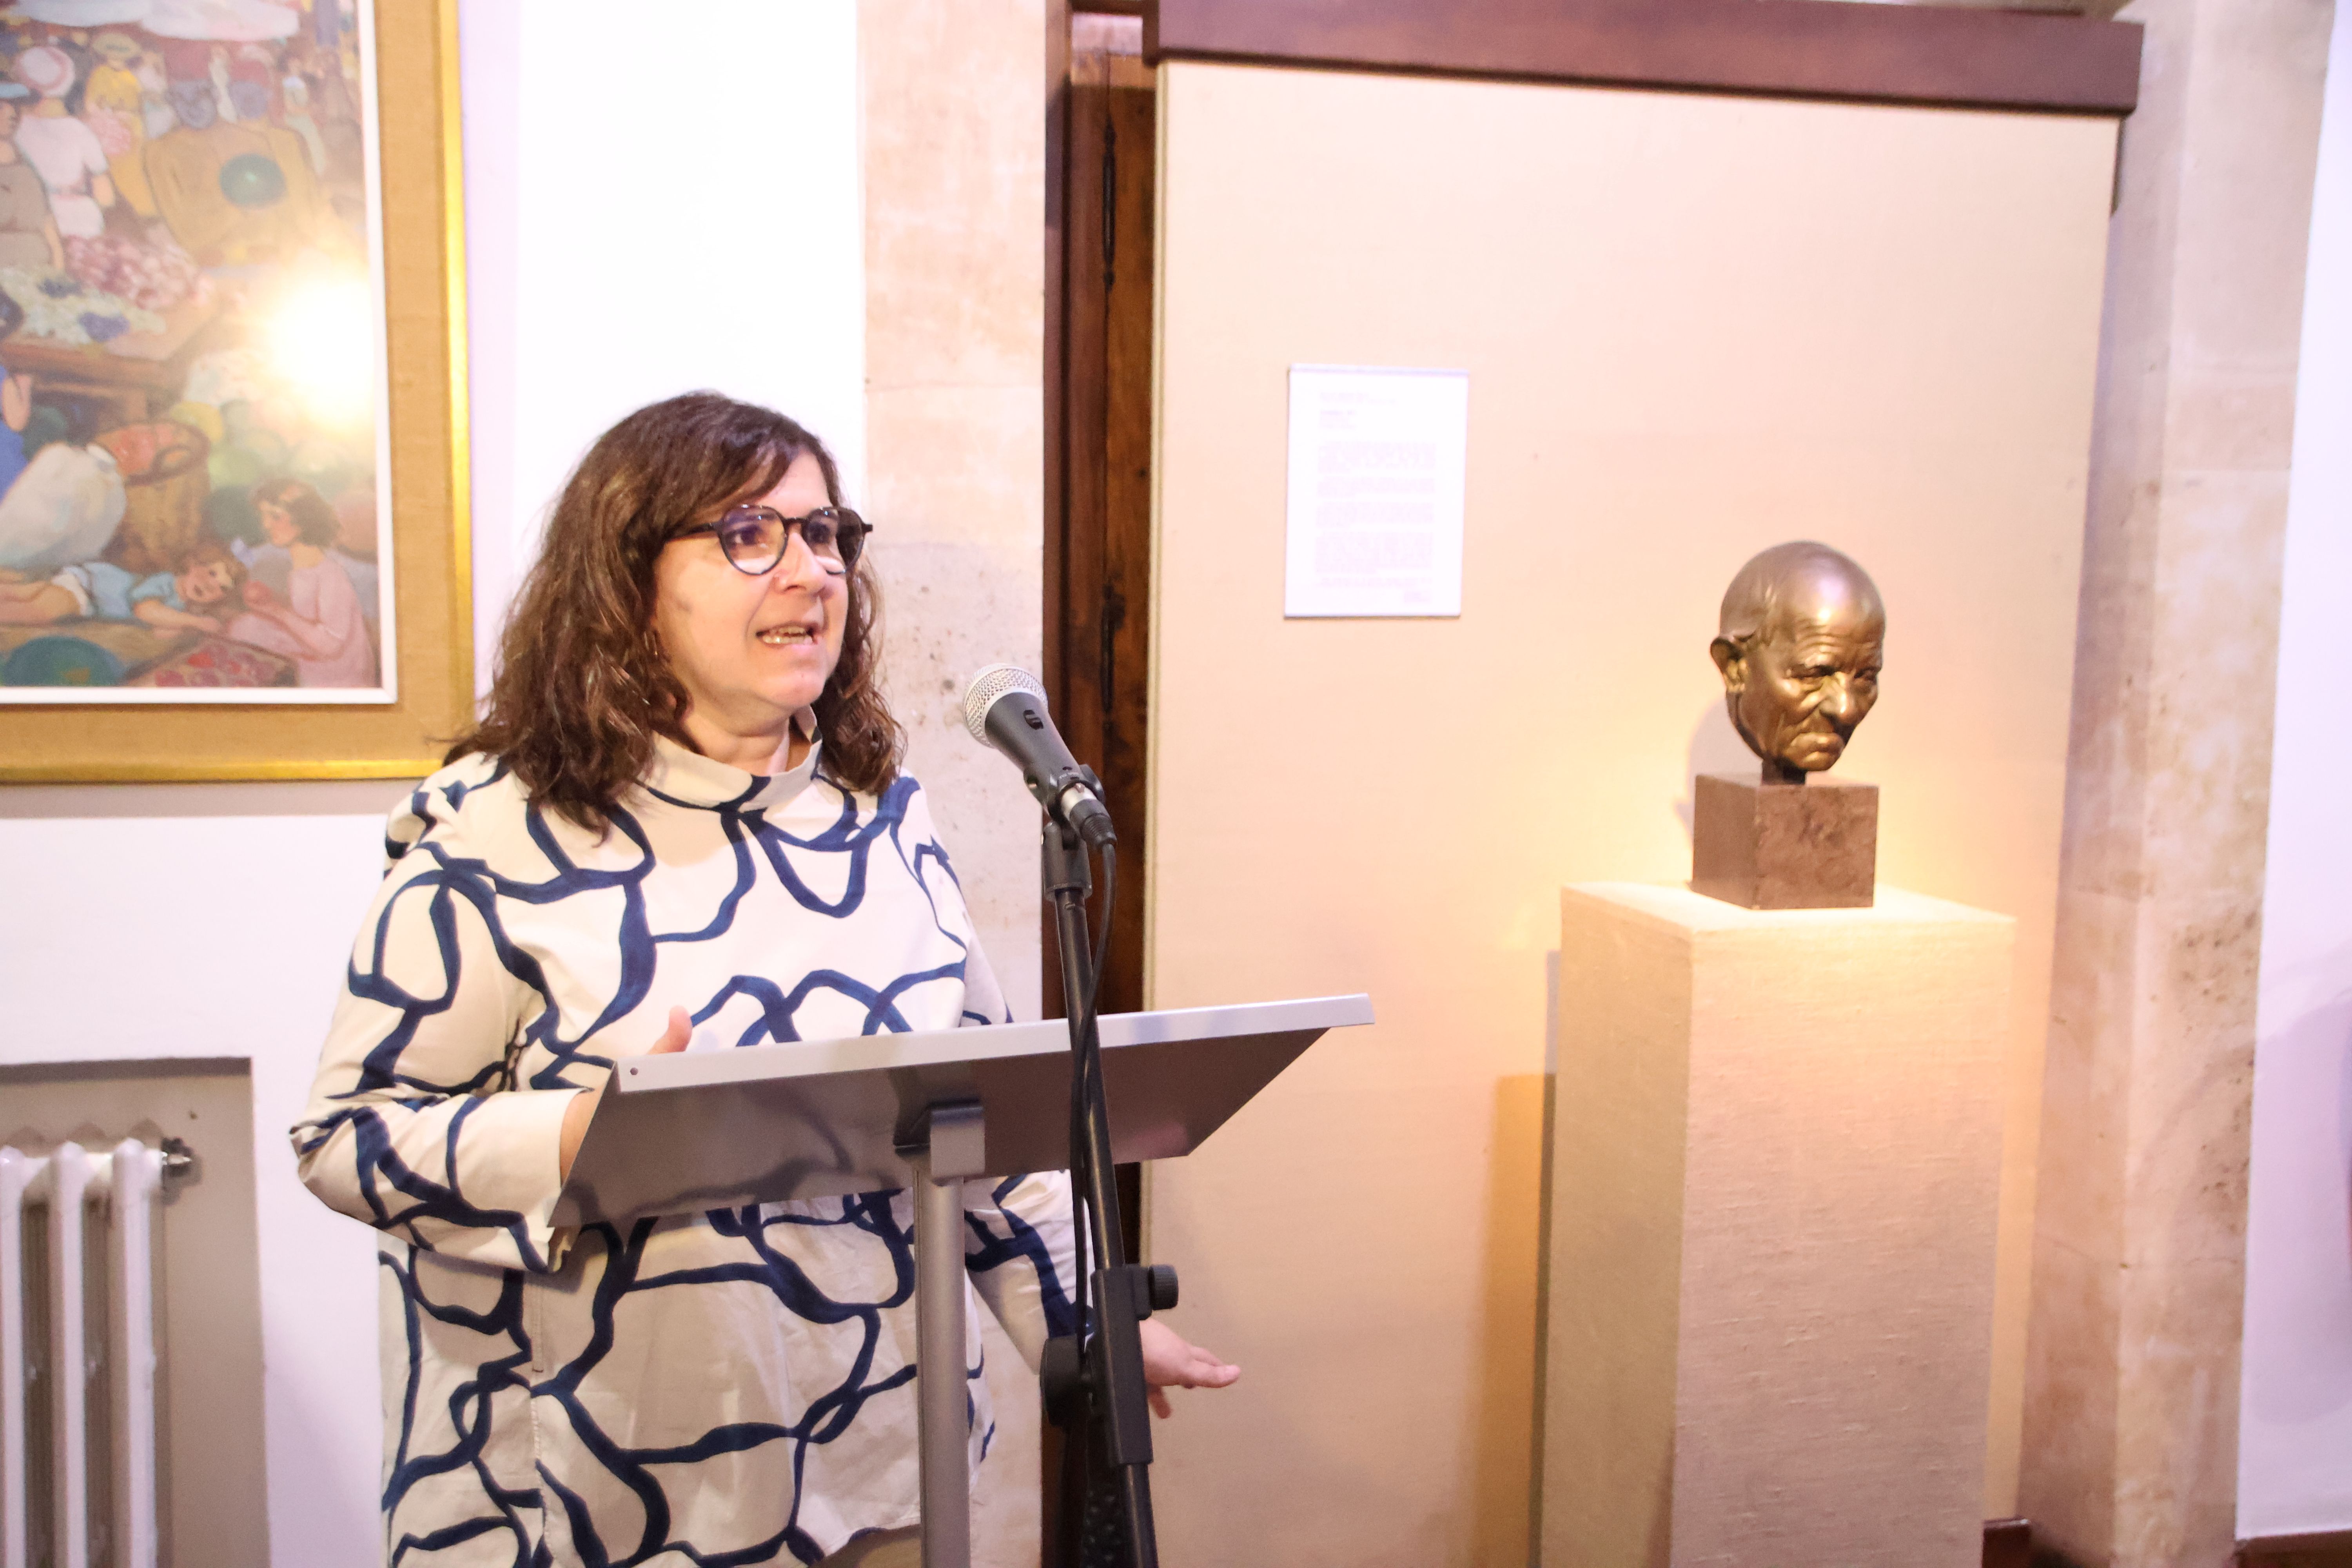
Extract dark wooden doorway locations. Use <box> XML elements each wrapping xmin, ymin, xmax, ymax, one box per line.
<box><xmin>1047</xmin><ymin>13</ymin><xmax>1154</xmax><ymax>1028</ymax></box>
<box><xmin>1041</xmin><ymin>8</ymin><xmax>1155</xmax><ymax>1564</ymax></box>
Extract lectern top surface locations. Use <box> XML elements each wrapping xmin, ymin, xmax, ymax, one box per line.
<box><xmin>607</xmin><ymin>993</ymin><xmax>1376</xmax><ymax>1096</ymax></box>
<box><xmin>555</xmin><ymin>993</ymin><xmax>1375</xmax><ymax>1225</ymax></box>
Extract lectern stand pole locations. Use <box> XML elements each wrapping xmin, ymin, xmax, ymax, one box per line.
<box><xmin>910</xmin><ymin>1101</ymin><xmax>986</xmax><ymax>1568</ymax></box>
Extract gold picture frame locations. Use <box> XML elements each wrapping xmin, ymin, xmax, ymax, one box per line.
<box><xmin>0</xmin><ymin>0</ymin><xmax>469</xmax><ymax>782</ymax></box>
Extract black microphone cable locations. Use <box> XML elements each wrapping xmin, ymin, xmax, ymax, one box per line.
<box><xmin>1067</xmin><ymin>841</ymin><xmax>1114</xmax><ymax>1404</ymax></box>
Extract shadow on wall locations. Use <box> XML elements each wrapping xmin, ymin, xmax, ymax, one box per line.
<box><xmin>1532</xmin><ymin>948</ymin><xmax>1562</xmax><ymax>1549</ymax></box>
<box><xmin>1676</xmin><ymin>698</ymin><xmax>1755</xmax><ymax>840</ymax></box>
<box><xmin>1481</xmin><ymin>1067</ymin><xmax>1550</xmax><ymax>1564</ymax></box>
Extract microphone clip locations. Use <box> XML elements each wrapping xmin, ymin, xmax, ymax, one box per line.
<box><xmin>1040</xmin><ymin>764</ymin><xmax>1116</xmax><ymax>848</ymax></box>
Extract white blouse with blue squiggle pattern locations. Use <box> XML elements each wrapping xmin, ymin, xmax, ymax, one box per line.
<box><xmin>292</xmin><ymin>735</ymin><xmax>1075</xmax><ymax>1568</ymax></box>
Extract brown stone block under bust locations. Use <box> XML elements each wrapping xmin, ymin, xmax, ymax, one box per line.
<box><xmin>1691</xmin><ymin>772</ymin><xmax>1878</xmax><ymax>909</ymax></box>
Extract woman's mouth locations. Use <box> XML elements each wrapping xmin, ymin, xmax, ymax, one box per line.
<box><xmin>758</xmin><ymin>625</ymin><xmax>818</xmax><ymax>647</ymax></box>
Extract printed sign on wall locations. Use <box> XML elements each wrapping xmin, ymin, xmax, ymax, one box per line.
<box><xmin>1284</xmin><ymin>365</ymin><xmax>1468</xmax><ymax>617</ymax></box>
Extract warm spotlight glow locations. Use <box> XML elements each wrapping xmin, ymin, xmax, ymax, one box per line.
<box><xmin>263</xmin><ymin>276</ymin><xmax>374</xmax><ymax>428</ymax></box>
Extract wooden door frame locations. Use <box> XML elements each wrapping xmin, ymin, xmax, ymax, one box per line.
<box><xmin>1042</xmin><ymin>10</ymin><xmax>1158</xmax><ymax>1564</ymax></box>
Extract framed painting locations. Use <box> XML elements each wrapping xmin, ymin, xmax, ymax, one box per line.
<box><xmin>0</xmin><ymin>0</ymin><xmax>467</xmax><ymax>780</ymax></box>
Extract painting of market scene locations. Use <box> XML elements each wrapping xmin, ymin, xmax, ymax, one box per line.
<box><xmin>0</xmin><ymin>0</ymin><xmax>387</xmax><ymax>701</ymax></box>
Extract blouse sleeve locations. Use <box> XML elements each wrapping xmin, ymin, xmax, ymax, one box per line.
<box><xmin>289</xmin><ymin>773</ymin><xmax>587</xmax><ymax>1272</ymax></box>
<box><xmin>964</xmin><ymin>1170</ymin><xmax>1080</xmax><ymax>1373</ymax></box>
<box><xmin>916</xmin><ymin>801</ymin><xmax>1081</xmax><ymax>1371</ymax></box>
<box><xmin>962</xmin><ymin>927</ymin><xmax>1080</xmax><ymax>1371</ymax></box>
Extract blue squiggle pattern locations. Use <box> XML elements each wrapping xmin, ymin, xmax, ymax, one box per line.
<box><xmin>293</xmin><ymin>742</ymin><xmax>1074</xmax><ymax>1566</ymax></box>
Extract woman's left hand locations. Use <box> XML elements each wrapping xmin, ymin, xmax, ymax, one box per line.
<box><xmin>558</xmin><ymin>1006</ymin><xmax>691</xmax><ymax>1182</ymax></box>
<box><xmin>1138</xmin><ymin>1318</ymin><xmax>1240</xmax><ymax>1417</ymax></box>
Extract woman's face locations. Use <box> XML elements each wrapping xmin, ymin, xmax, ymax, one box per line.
<box><xmin>258</xmin><ymin>498</ymin><xmax>296</xmax><ymax>547</ymax></box>
<box><xmin>651</xmin><ymin>451</ymin><xmax>848</xmax><ymax>744</ymax></box>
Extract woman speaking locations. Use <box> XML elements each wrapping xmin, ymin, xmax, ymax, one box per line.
<box><xmin>292</xmin><ymin>394</ymin><xmax>1235</xmax><ymax>1568</ymax></box>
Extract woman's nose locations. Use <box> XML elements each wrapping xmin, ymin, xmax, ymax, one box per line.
<box><xmin>770</xmin><ymin>528</ymin><xmax>832</xmax><ymax>591</ymax></box>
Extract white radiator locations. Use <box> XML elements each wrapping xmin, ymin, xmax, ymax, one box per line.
<box><xmin>0</xmin><ymin>1141</ymin><xmax>166</xmax><ymax>1568</ymax></box>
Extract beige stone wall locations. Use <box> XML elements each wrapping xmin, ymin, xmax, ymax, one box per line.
<box><xmin>2021</xmin><ymin>0</ymin><xmax>2335</xmax><ymax>1560</ymax></box>
<box><xmin>862</xmin><ymin>0</ymin><xmax>1050</xmax><ymax>1020</ymax></box>
<box><xmin>860</xmin><ymin>4</ymin><xmax>1048</xmax><ymax>1564</ymax></box>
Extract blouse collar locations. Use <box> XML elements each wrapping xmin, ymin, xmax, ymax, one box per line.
<box><xmin>644</xmin><ymin>708</ymin><xmax>822</xmax><ymax>811</ymax></box>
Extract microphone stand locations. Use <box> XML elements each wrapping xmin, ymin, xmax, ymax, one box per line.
<box><xmin>1040</xmin><ymin>812</ymin><xmax>1165</xmax><ymax>1568</ymax></box>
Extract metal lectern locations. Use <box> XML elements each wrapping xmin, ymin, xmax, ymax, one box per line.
<box><xmin>553</xmin><ymin>993</ymin><xmax>1374</xmax><ymax>1568</ymax></box>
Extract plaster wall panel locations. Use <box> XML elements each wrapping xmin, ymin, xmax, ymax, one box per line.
<box><xmin>1145</xmin><ymin>60</ymin><xmax>2117</xmax><ymax>1561</ymax></box>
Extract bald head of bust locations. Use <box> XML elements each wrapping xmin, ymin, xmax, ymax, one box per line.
<box><xmin>1710</xmin><ymin>541</ymin><xmax>1885</xmax><ymax>782</ymax></box>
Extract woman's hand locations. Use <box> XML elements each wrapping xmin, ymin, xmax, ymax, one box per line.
<box><xmin>557</xmin><ymin>1007</ymin><xmax>690</xmax><ymax>1182</ymax></box>
<box><xmin>1138</xmin><ymin>1318</ymin><xmax>1240</xmax><ymax>1417</ymax></box>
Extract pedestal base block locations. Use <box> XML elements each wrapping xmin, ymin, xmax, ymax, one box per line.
<box><xmin>1542</xmin><ymin>883</ymin><xmax>2013</xmax><ymax>1568</ymax></box>
<box><xmin>1691</xmin><ymin>771</ymin><xmax>1878</xmax><ymax>909</ymax></box>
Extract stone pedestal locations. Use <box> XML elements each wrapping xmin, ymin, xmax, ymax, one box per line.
<box><xmin>1542</xmin><ymin>883</ymin><xmax>2013</xmax><ymax>1568</ymax></box>
<box><xmin>1691</xmin><ymin>771</ymin><xmax>1878</xmax><ymax>909</ymax></box>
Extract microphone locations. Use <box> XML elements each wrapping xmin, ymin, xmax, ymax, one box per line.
<box><xmin>960</xmin><ymin>665</ymin><xmax>1116</xmax><ymax>847</ymax></box>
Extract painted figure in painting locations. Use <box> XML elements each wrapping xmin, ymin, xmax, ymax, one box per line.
<box><xmin>0</xmin><ymin>94</ymin><xmax>65</xmax><ymax>270</ymax></box>
<box><xmin>0</xmin><ymin>0</ymin><xmax>387</xmax><ymax>698</ymax></box>
<box><xmin>84</xmin><ymin>32</ymin><xmax>161</xmax><ymax>221</ymax></box>
<box><xmin>225</xmin><ymin>475</ymin><xmax>373</xmax><ymax>685</ymax></box>
<box><xmin>14</xmin><ymin>45</ymin><xmax>118</xmax><ymax>241</ymax></box>
<box><xmin>0</xmin><ymin>540</ymin><xmax>241</xmax><ymax>632</ymax></box>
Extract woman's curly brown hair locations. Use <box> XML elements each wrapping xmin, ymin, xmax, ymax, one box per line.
<box><xmin>448</xmin><ymin>392</ymin><xmax>902</xmax><ymax>829</ymax></box>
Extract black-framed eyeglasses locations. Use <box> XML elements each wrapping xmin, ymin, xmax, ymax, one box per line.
<box><xmin>672</xmin><ymin>505</ymin><xmax>871</xmax><ymax>576</ymax></box>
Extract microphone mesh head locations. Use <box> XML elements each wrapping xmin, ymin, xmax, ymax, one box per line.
<box><xmin>961</xmin><ymin>664</ymin><xmax>1047</xmax><ymax>743</ymax></box>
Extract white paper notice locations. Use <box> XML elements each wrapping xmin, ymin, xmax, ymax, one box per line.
<box><xmin>1284</xmin><ymin>365</ymin><xmax>1469</xmax><ymax>617</ymax></box>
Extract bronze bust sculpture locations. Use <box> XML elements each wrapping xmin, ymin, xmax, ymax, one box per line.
<box><xmin>1692</xmin><ymin>542</ymin><xmax>1884</xmax><ymax>909</ymax></box>
<box><xmin>1710</xmin><ymin>541</ymin><xmax>1885</xmax><ymax>785</ymax></box>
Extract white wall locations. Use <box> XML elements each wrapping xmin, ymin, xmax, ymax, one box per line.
<box><xmin>0</xmin><ymin>784</ymin><xmax>408</xmax><ymax>1565</ymax></box>
<box><xmin>0</xmin><ymin>8</ymin><xmax>869</xmax><ymax>1564</ymax></box>
<box><xmin>462</xmin><ymin>0</ymin><xmax>866</xmax><ymax>684</ymax></box>
<box><xmin>2240</xmin><ymin>0</ymin><xmax>2352</xmax><ymax>1536</ymax></box>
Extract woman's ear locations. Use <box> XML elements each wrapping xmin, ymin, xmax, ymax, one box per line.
<box><xmin>1710</xmin><ymin>635</ymin><xmax>1748</xmax><ymax>693</ymax></box>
